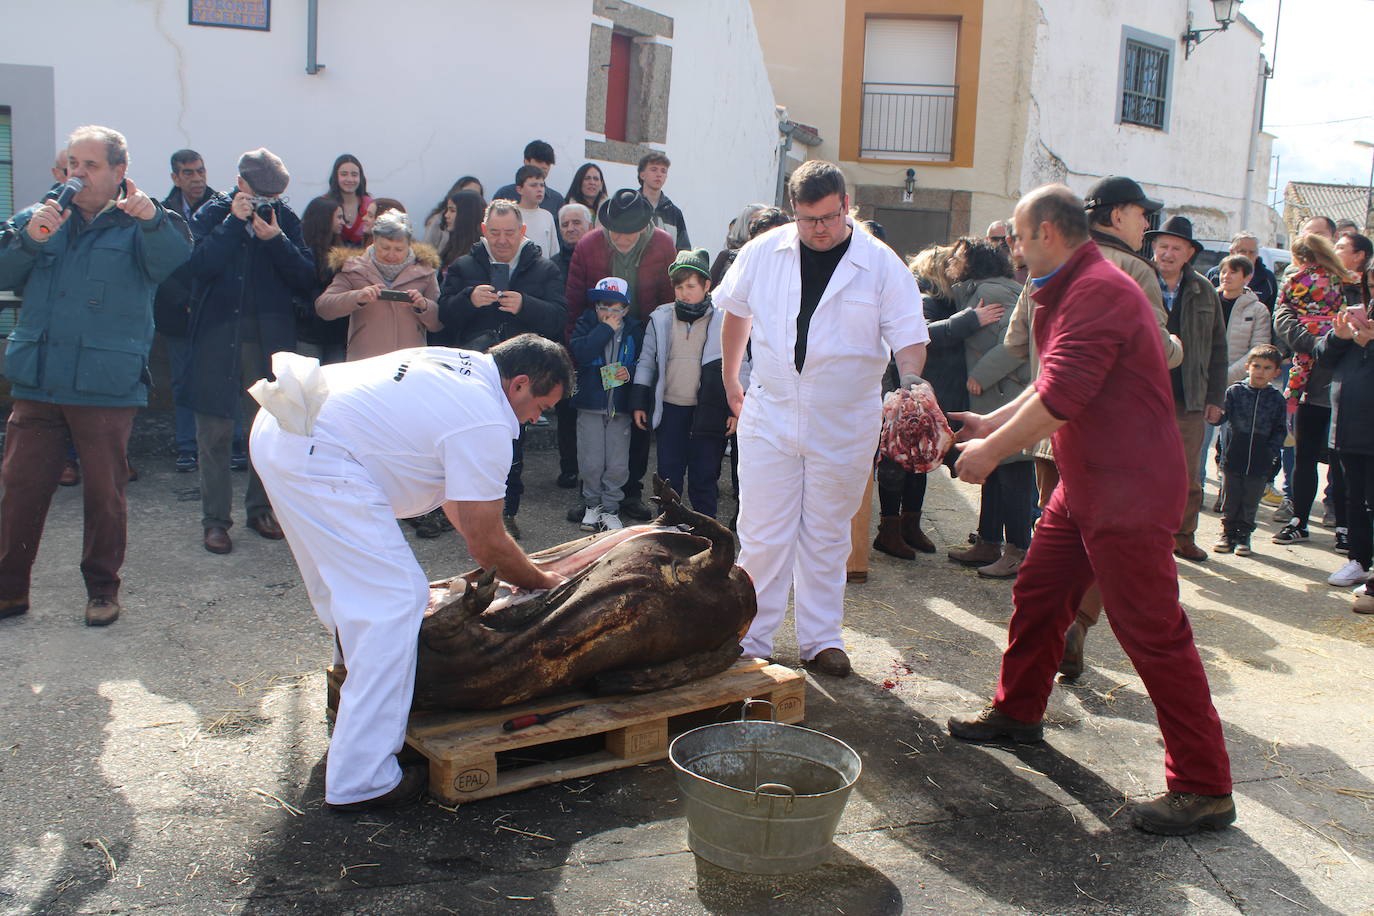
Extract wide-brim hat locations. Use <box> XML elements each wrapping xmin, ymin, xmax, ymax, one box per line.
<box><xmin>598</xmin><ymin>189</ymin><xmax>653</xmax><ymax>234</ymax></box>
<box><xmin>1144</xmin><ymin>215</ymin><xmax>1203</xmax><ymax>254</ymax></box>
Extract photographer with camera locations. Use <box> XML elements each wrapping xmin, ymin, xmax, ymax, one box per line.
<box><xmin>315</xmin><ymin>210</ymin><xmax>441</xmax><ymax>361</ymax></box>
<box><xmin>181</xmin><ymin>148</ymin><xmax>316</xmax><ymax>556</ymax></box>
<box><xmin>438</xmin><ymin>200</ymin><xmax>566</xmax><ymax>538</ymax></box>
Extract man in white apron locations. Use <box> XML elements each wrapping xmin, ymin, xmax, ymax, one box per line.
<box><xmin>249</xmin><ymin>335</ymin><xmax>570</xmax><ymax>810</ymax></box>
<box><xmin>716</xmin><ymin>161</ymin><xmax>929</xmax><ymax>677</ymax></box>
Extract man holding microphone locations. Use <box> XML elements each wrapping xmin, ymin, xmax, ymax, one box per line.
<box><xmin>0</xmin><ymin>126</ymin><xmax>190</xmax><ymax>627</ymax></box>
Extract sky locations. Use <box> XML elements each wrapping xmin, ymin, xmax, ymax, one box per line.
<box><xmin>1235</xmin><ymin>0</ymin><xmax>1374</xmax><ymax>214</ymax></box>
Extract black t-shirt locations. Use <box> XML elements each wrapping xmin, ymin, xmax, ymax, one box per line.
<box><xmin>1220</xmin><ymin>294</ymin><xmax>1238</xmax><ymax>328</ymax></box>
<box><xmin>796</xmin><ymin>234</ymin><xmax>853</xmax><ymax>371</ymax></box>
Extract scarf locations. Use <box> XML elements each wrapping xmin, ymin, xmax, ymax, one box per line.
<box><xmin>675</xmin><ymin>292</ymin><xmax>712</xmax><ymax>324</ymax></box>
<box><xmin>368</xmin><ymin>244</ymin><xmax>415</xmax><ymax>285</ymax></box>
<box><xmin>608</xmin><ymin>228</ymin><xmax>652</xmax><ymax>308</ymax></box>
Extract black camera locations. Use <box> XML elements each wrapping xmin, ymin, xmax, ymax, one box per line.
<box><xmin>253</xmin><ymin>201</ymin><xmax>275</xmax><ymax>222</ymax></box>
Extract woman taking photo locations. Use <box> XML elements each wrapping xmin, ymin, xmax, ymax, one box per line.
<box><xmin>564</xmin><ymin>163</ymin><xmax>606</xmax><ymax>225</ymax></box>
<box><xmin>326</xmin><ymin>154</ymin><xmax>372</xmax><ymax>245</ymax></box>
<box><xmin>1274</xmin><ymin>232</ymin><xmax>1355</xmax><ymax>547</ymax></box>
<box><xmin>315</xmin><ymin>210</ymin><xmax>442</xmax><ymax>361</ymax></box>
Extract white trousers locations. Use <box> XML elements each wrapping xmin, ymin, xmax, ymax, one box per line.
<box><xmin>250</xmin><ymin>413</ymin><xmax>429</xmax><ymax>805</ymax></box>
<box><xmin>735</xmin><ymin>427</ymin><xmax>873</xmax><ymax>660</ymax></box>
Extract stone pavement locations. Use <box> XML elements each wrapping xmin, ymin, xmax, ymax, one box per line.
<box><xmin>1</xmin><ymin>416</ymin><xmax>1372</xmax><ymax>915</ymax></box>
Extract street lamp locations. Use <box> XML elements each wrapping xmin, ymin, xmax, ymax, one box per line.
<box><xmin>1183</xmin><ymin>0</ymin><xmax>1241</xmax><ymax>59</ymax></box>
<box><xmin>1357</xmin><ymin>140</ymin><xmax>1374</xmax><ymax>234</ymax></box>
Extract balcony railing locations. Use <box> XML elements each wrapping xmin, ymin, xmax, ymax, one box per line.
<box><xmin>860</xmin><ymin>82</ymin><xmax>957</xmax><ymax>160</ymax></box>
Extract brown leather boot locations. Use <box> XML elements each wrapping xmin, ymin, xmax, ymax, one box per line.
<box><xmin>948</xmin><ymin>537</ymin><xmax>1001</xmax><ymax>566</ymax></box>
<box><xmin>899</xmin><ymin>511</ymin><xmax>936</xmax><ymax>553</ymax></box>
<box><xmin>873</xmin><ymin>516</ymin><xmax>916</xmax><ymax>559</ymax></box>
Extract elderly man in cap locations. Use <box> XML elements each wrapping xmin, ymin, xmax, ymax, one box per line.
<box><xmin>182</xmin><ymin>148</ymin><xmax>317</xmax><ymax>556</ymax></box>
<box><xmin>0</xmin><ymin>125</ymin><xmax>190</xmax><ymax>626</ymax></box>
<box><xmin>563</xmin><ymin>189</ymin><xmax>676</xmax><ymax>520</ymax></box>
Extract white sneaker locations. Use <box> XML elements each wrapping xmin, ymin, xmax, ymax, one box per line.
<box><xmin>599</xmin><ymin>509</ymin><xmax>623</xmax><ymax>530</ymax></box>
<box><xmin>579</xmin><ymin>506</ymin><xmax>602</xmax><ymax>532</ymax></box>
<box><xmin>1328</xmin><ymin>559</ymin><xmax>1371</xmax><ymax>587</ymax></box>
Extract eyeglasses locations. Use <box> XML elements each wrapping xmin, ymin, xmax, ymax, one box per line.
<box><xmin>794</xmin><ymin>208</ymin><xmax>846</xmax><ymax>229</ymax></box>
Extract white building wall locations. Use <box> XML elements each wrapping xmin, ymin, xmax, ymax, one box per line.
<box><xmin>0</xmin><ymin>0</ymin><xmax>776</xmax><ymax>254</ymax></box>
<box><xmin>1022</xmin><ymin>0</ymin><xmax>1267</xmax><ymax>241</ymax></box>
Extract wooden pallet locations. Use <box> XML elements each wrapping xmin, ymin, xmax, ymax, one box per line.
<box><xmin>325</xmin><ymin>658</ymin><xmax>805</xmax><ymax>805</ymax></box>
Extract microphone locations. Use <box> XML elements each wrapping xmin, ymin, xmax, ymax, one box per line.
<box><xmin>39</xmin><ymin>177</ymin><xmax>84</xmax><ymax>234</ymax></box>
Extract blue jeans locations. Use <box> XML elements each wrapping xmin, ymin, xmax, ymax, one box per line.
<box><xmin>654</xmin><ymin>403</ymin><xmax>726</xmax><ymax>518</ymax></box>
<box><xmin>164</xmin><ymin>334</ymin><xmax>199</xmax><ymax>455</ymax></box>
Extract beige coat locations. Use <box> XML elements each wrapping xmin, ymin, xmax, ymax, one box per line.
<box><xmin>316</xmin><ymin>243</ymin><xmax>443</xmax><ymax>361</ymax></box>
<box><xmin>1221</xmin><ymin>289</ymin><xmax>1270</xmax><ymax>383</ymax></box>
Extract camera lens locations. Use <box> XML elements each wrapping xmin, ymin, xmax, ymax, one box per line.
<box><xmin>254</xmin><ymin>202</ymin><xmax>273</xmax><ymax>221</ymax></box>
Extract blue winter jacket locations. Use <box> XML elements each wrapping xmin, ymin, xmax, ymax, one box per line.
<box><xmin>570</xmin><ymin>308</ymin><xmax>640</xmax><ymax>414</ymax></box>
<box><xmin>0</xmin><ymin>200</ymin><xmax>191</xmax><ymax>407</ymax></box>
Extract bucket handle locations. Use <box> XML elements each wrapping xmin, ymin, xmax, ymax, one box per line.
<box><xmin>751</xmin><ymin>782</ymin><xmax>797</xmax><ymax>812</ymax></box>
<box><xmin>740</xmin><ymin>697</ymin><xmax>776</xmax><ymax>723</ymax></box>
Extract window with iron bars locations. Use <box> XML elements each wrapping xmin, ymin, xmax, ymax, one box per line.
<box><xmin>1121</xmin><ymin>39</ymin><xmax>1169</xmax><ymax>130</ymax></box>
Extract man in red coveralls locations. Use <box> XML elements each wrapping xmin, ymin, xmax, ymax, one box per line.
<box><xmin>944</xmin><ymin>184</ymin><xmax>1234</xmax><ymax>836</ymax></box>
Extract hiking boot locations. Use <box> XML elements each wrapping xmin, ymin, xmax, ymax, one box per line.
<box><xmin>1131</xmin><ymin>792</ymin><xmax>1235</xmax><ymax>836</ymax></box>
<box><xmin>1173</xmin><ymin>537</ymin><xmax>1208</xmax><ymax>562</ymax></box>
<box><xmin>1271</xmin><ymin>498</ymin><xmax>1294</xmax><ymax>522</ymax></box>
<box><xmin>579</xmin><ymin>506</ymin><xmax>602</xmax><ymax>532</ymax></box>
<box><xmin>947</xmin><ymin>705</ymin><xmax>1043</xmax><ymax>743</ymax></box>
<box><xmin>327</xmin><ymin>762</ymin><xmax>428</xmax><ymax>813</ymax></box>
<box><xmin>948</xmin><ymin>537</ymin><xmax>1001</xmax><ymax>566</ymax></box>
<box><xmin>1334</xmin><ymin>529</ymin><xmax>1350</xmax><ymax>553</ymax></box>
<box><xmin>1059</xmin><ymin>620</ymin><xmax>1087</xmax><ymax>680</ymax></box>
<box><xmin>85</xmin><ymin>597</ymin><xmax>120</xmax><ymax>627</ymax></box>
<box><xmin>1272</xmin><ymin>521</ymin><xmax>1309</xmax><ymax>544</ymax></box>
<box><xmin>977</xmin><ymin>544</ymin><xmax>1025</xmax><ymax>579</ymax></box>
<box><xmin>873</xmin><ymin>516</ymin><xmax>916</xmax><ymax>559</ymax></box>
<box><xmin>899</xmin><ymin>511</ymin><xmax>936</xmax><ymax>554</ymax></box>
<box><xmin>804</xmin><ymin>648</ymin><xmax>851</xmax><ymax>678</ymax></box>
<box><xmin>1234</xmin><ymin>538</ymin><xmax>1253</xmax><ymax>557</ymax></box>
<box><xmin>1212</xmin><ymin>536</ymin><xmax>1235</xmax><ymax>554</ymax></box>
<box><xmin>1329</xmin><ymin>559</ymin><xmax>1371</xmax><ymax>588</ymax></box>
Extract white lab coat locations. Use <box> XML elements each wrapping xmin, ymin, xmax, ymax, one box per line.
<box><xmin>715</xmin><ymin>222</ymin><xmax>928</xmax><ymax>658</ymax></box>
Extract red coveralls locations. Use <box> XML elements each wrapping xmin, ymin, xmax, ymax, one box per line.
<box><xmin>993</xmin><ymin>242</ymin><xmax>1232</xmax><ymax>796</ymax></box>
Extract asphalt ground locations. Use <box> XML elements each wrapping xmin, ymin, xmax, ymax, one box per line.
<box><xmin>1</xmin><ymin>412</ymin><xmax>1372</xmax><ymax>915</ymax></box>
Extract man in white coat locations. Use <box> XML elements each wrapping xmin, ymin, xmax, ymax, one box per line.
<box><xmin>717</xmin><ymin>161</ymin><xmax>929</xmax><ymax>677</ymax></box>
<box><xmin>250</xmin><ymin>335</ymin><xmax>570</xmax><ymax>810</ymax></box>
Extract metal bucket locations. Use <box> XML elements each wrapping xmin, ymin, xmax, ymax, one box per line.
<box><xmin>669</xmin><ymin>699</ymin><xmax>862</xmax><ymax>874</ymax></box>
